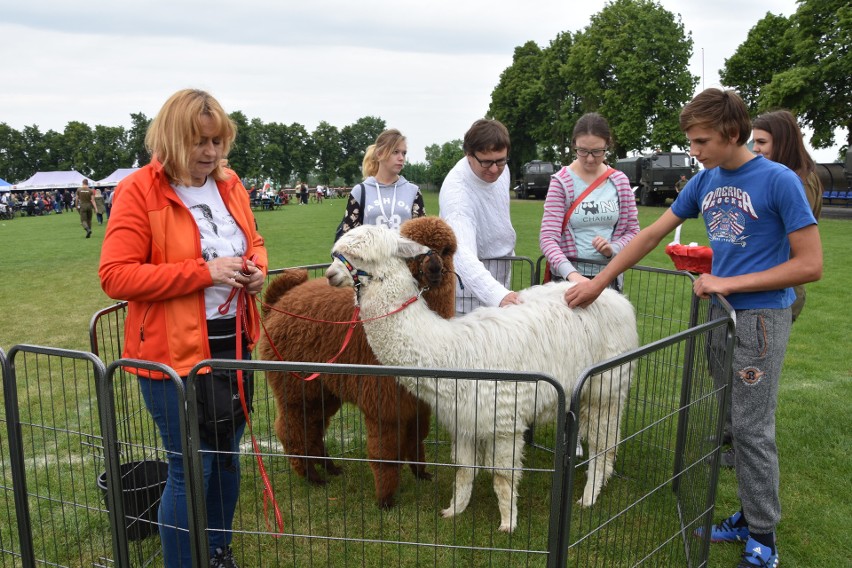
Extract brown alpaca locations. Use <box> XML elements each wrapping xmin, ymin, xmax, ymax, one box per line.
<box><xmin>258</xmin><ymin>217</ymin><xmax>457</xmax><ymax>508</ymax></box>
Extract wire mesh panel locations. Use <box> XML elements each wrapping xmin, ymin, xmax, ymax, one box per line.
<box><xmin>268</xmin><ymin>263</ymin><xmax>331</xmax><ymax>282</ymax></box>
<box><xmin>90</xmin><ymin>301</ymin><xmax>128</xmax><ymax>366</ymax></box>
<box><xmin>622</xmin><ymin>266</ymin><xmax>700</xmax><ymax>345</ymax></box>
<box><xmin>90</xmin><ymin>301</ymin><xmax>171</xmax><ymax>566</ymax></box>
<box><xmin>186</xmin><ymin>361</ymin><xmax>568</xmax><ymax>568</ymax></box>
<box><xmin>3</xmin><ymin>345</ymin><xmax>116</xmax><ymax>567</ymax></box>
<box><xmin>74</xmin><ymin>261</ymin><xmax>730</xmax><ymax>567</ymax></box>
<box><xmin>0</xmin><ymin>346</ymin><xmax>23</xmax><ymax>567</ymax></box>
<box><xmin>100</xmin><ymin>359</ymin><xmax>192</xmax><ymax>567</ymax></box>
<box><xmin>535</xmin><ymin>255</ymin><xmax>699</xmax><ymax>342</ymax></box>
<box><xmin>456</xmin><ymin>256</ymin><xmax>537</xmax><ymax>314</ymax></box>
<box><xmin>559</xmin><ymin>296</ymin><xmax>734</xmax><ymax>567</ymax></box>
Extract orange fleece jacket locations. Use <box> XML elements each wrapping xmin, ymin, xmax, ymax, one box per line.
<box><xmin>99</xmin><ymin>160</ymin><xmax>268</xmax><ymax>377</ymax></box>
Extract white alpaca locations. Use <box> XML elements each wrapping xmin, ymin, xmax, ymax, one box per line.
<box><xmin>328</xmin><ymin>225</ymin><xmax>639</xmax><ymax>532</ymax></box>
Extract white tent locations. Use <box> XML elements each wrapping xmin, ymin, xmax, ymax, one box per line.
<box><xmin>97</xmin><ymin>168</ymin><xmax>138</xmax><ymax>187</ymax></box>
<box><xmin>11</xmin><ymin>170</ymin><xmax>95</xmax><ymax>192</ymax></box>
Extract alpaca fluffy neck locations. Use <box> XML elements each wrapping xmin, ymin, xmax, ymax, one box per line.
<box><xmin>358</xmin><ymin>260</ymin><xmax>448</xmax><ymax>370</ymax></box>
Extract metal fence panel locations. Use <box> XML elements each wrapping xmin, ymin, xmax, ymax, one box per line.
<box><xmin>99</xmin><ymin>359</ymin><xmax>195</xmax><ymax>567</ymax></box>
<box><xmin>90</xmin><ymin>301</ymin><xmax>128</xmax><ymax>365</ymax></box>
<box><xmin>0</xmin><ymin>346</ymin><xmax>24</xmax><ymax>567</ymax></box>
<box><xmin>559</xmin><ymin>296</ymin><xmax>734</xmax><ymax>567</ymax></box>
<box><xmin>455</xmin><ymin>256</ymin><xmax>537</xmax><ymax>315</ymax></box>
<box><xmin>268</xmin><ymin>263</ymin><xmax>331</xmax><ymax>281</ymax></box>
<box><xmin>3</xmin><ymin>345</ymin><xmax>113</xmax><ymax>567</ymax></box>
<box><xmin>184</xmin><ymin>360</ymin><xmax>568</xmax><ymax>567</ymax></box>
<box><xmin>0</xmin><ymin>260</ymin><xmax>732</xmax><ymax>567</ymax></box>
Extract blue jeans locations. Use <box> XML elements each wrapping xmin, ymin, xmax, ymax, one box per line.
<box><xmin>139</xmin><ymin>374</ymin><xmax>247</xmax><ymax>567</ymax></box>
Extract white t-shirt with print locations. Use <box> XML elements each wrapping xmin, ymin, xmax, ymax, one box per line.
<box><xmin>173</xmin><ymin>177</ymin><xmax>247</xmax><ymax>319</ymax></box>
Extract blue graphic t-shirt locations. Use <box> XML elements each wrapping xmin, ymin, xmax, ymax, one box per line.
<box><xmin>671</xmin><ymin>155</ymin><xmax>816</xmax><ymax>309</ymax></box>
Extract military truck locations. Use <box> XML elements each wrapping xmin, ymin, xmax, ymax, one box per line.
<box><xmin>515</xmin><ymin>160</ymin><xmax>556</xmax><ymax>199</ymax></box>
<box><xmin>614</xmin><ymin>151</ymin><xmax>694</xmax><ymax>206</ymax></box>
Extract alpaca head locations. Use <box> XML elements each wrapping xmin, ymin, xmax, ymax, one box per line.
<box><xmin>400</xmin><ymin>217</ymin><xmax>457</xmax><ymax>290</ymax></box>
<box><xmin>327</xmin><ymin>225</ymin><xmax>430</xmax><ymax>290</ymax></box>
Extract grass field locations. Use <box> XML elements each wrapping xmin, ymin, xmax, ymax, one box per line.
<box><xmin>0</xmin><ymin>191</ymin><xmax>850</xmax><ymax>566</ymax></box>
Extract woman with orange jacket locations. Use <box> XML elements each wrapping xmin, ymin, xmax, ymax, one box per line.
<box><xmin>99</xmin><ymin>89</ymin><xmax>267</xmax><ymax>568</ymax></box>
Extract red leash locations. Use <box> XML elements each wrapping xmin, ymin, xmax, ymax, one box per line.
<box><xmin>257</xmin><ymin>293</ymin><xmax>421</xmax><ymax>381</ymax></box>
<box><xmin>218</xmin><ymin>255</ymin><xmax>284</xmax><ymax>535</ymax></box>
<box><xmin>260</xmin><ymin>294</ymin><xmax>421</xmax><ymax>325</ymax></box>
<box><xmin>259</xmin><ymin>306</ymin><xmax>360</xmax><ymax>381</ymax></box>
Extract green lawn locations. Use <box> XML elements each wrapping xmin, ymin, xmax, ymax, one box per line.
<box><xmin>0</xmin><ymin>192</ymin><xmax>849</xmax><ymax>566</ymax></box>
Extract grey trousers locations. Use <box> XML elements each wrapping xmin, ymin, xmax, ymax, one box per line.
<box><xmin>713</xmin><ymin>307</ymin><xmax>791</xmax><ymax>534</ymax></box>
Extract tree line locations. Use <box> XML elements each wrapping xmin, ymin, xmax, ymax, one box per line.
<box><xmin>1</xmin><ymin>0</ymin><xmax>845</xmax><ymax>189</ymax></box>
<box><xmin>486</xmin><ymin>0</ymin><xmax>848</xmax><ymax>181</ymax></box>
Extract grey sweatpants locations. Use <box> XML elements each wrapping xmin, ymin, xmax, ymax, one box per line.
<box><xmin>714</xmin><ymin>307</ymin><xmax>791</xmax><ymax>534</ymax></box>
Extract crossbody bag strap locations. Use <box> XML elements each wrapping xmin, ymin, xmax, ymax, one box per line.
<box><xmin>357</xmin><ymin>182</ymin><xmax>366</xmax><ymax>225</ymax></box>
<box><xmin>560</xmin><ymin>167</ymin><xmax>615</xmax><ymax>234</ymax></box>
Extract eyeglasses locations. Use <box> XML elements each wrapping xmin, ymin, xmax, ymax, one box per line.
<box><xmin>574</xmin><ymin>147</ymin><xmax>607</xmax><ymax>158</ymax></box>
<box><xmin>471</xmin><ymin>154</ymin><xmax>509</xmax><ymax>169</ymax></box>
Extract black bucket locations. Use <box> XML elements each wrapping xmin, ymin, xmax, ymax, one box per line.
<box><xmin>97</xmin><ymin>460</ymin><xmax>168</xmax><ymax>541</ymax></box>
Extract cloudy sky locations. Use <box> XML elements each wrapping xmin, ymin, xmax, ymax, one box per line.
<box><xmin>1</xmin><ymin>0</ymin><xmax>841</xmax><ymax>165</ymax></box>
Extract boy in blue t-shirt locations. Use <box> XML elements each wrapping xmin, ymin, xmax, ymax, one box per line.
<box><xmin>565</xmin><ymin>88</ymin><xmax>822</xmax><ymax>568</ymax></box>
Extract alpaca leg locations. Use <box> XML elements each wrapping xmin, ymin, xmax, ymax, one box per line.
<box><xmin>317</xmin><ymin>390</ymin><xmax>344</xmax><ymax>477</ymax></box>
<box><xmin>579</xmin><ymin>396</ymin><xmax>623</xmax><ymax>507</ymax></box>
<box><xmin>441</xmin><ymin>437</ymin><xmax>477</xmax><ymax>519</ymax></box>
<box><xmin>491</xmin><ymin>435</ymin><xmax>525</xmax><ymax>533</ymax></box>
<box><xmin>365</xmin><ymin>416</ymin><xmax>402</xmax><ymax>509</ymax></box>
<box><xmin>282</xmin><ymin>385</ymin><xmax>341</xmax><ymax>484</ymax></box>
<box><xmin>278</xmin><ymin>401</ymin><xmax>316</xmax><ymax>481</ymax></box>
<box><xmin>406</xmin><ymin>400</ymin><xmax>433</xmax><ymax>481</ymax></box>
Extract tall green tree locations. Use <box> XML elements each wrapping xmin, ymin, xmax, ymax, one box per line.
<box><xmin>721</xmin><ymin>1</ymin><xmax>850</xmax><ymax>149</ymax></box>
<box><xmin>41</xmin><ymin>130</ymin><xmax>64</xmax><ymax>171</ymax></box>
<box><xmin>260</xmin><ymin>122</ymin><xmax>293</xmax><ymax>186</ymax></box>
<box><xmin>745</xmin><ymin>0</ymin><xmax>849</xmax><ymax>149</ymax></box>
<box><xmin>289</xmin><ymin>123</ymin><xmax>316</xmax><ymax>184</ymax></box>
<box><xmin>89</xmin><ymin>125</ymin><xmax>130</xmax><ymax>179</ymax></box>
<box><xmin>567</xmin><ymin>0</ymin><xmax>696</xmax><ymax>156</ymax></box>
<box><xmin>313</xmin><ymin>121</ymin><xmax>343</xmax><ymax>185</ymax></box>
<box><xmin>424</xmin><ymin>140</ymin><xmax>464</xmax><ymax>187</ymax></box>
<box><xmin>127</xmin><ymin>112</ymin><xmax>151</xmax><ymax>167</ymax></box>
<box><xmin>534</xmin><ymin>31</ymin><xmax>581</xmax><ymax>163</ymax></box>
<box><xmin>0</xmin><ymin>123</ymin><xmax>28</xmax><ymax>182</ymax></box>
<box><xmin>339</xmin><ymin>116</ymin><xmax>386</xmax><ymax>185</ymax></box>
<box><xmin>19</xmin><ymin>125</ymin><xmax>49</xmax><ymax>175</ymax></box>
<box><xmin>60</xmin><ymin>121</ymin><xmax>94</xmax><ymax>174</ymax></box>
<box><xmin>227</xmin><ymin>111</ymin><xmax>252</xmax><ymax>178</ymax></box>
<box><xmin>488</xmin><ymin>41</ymin><xmax>545</xmax><ymax>180</ymax></box>
<box><xmin>719</xmin><ymin>13</ymin><xmax>796</xmax><ymax>115</ymax></box>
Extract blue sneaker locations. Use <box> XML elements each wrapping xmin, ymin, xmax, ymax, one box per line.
<box><xmin>694</xmin><ymin>511</ymin><xmax>750</xmax><ymax>543</ymax></box>
<box><xmin>738</xmin><ymin>536</ymin><xmax>778</xmax><ymax>567</ymax></box>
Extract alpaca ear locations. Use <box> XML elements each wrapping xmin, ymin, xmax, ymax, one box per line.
<box><xmin>396</xmin><ymin>235</ymin><xmax>429</xmax><ymax>259</ymax></box>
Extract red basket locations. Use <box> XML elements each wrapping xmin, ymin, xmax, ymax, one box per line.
<box><xmin>665</xmin><ymin>243</ymin><xmax>713</xmax><ymax>274</ymax></box>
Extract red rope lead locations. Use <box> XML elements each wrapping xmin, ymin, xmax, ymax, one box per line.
<box><xmin>260</xmin><ymin>306</ymin><xmax>360</xmax><ymax>381</ymax></box>
<box><xmin>257</xmin><ymin>292</ymin><xmax>421</xmax><ymax>381</ymax></box>
<box><xmin>259</xmin><ymin>292</ymin><xmax>421</xmax><ymax>325</ymax></box>
<box><xmin>219</xmin><ymin>255</ymin><xmax>284</xmax><ymax>535</ymax></box>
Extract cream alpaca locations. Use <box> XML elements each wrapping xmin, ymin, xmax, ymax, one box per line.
<box><xmin>328</xmin><ymin>225</ymin><xmax>639</xmax><ymax>532</ymax></box>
